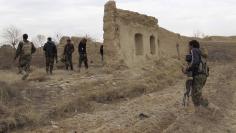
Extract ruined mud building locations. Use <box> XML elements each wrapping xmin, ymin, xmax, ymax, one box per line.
<box><xmin>58</xmin><ymin>1</ymin><xmax>190</xmax><ymax>68</ymax></box>
<box><xmin>104</xmin><ymin>0</ymin><xmax>190</xmax><ymax>67</ymax></box>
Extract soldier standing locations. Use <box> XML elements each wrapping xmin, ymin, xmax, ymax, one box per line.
<box><xmin>100</xmin><ymin>45</ymin><xmax>104</xmax><ymax>62</ymax></box>
<box><xmin>78</xmin><ymin>38</ymin><xmax>88</xmax><ymax>72</ymax></box>
<box><xmin>63</xmin><ymin>39</ymin><xmax>74</xmax><ymax>70</ymax></box>
<box><xmin>43</xmin><ymin>37</ymin><xmax>58</xmax><ymax>74</ymax></box>
<box><xmin>14</xmin><ymin>34</ymin><xmax>36</xmax><ymax>80</ymax></box>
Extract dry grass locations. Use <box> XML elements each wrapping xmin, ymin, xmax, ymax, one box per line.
<box><xmin>0</xmin><ymin>81</ymin><xmax>42</xmax><ymax>132</ymax></box>
<box><xmin>0</xmin><ymin>52</ymin><xmax>185</xmax><ymax>133</ymax></box>
<box><xmin>0</xmin><ymin>45</ymin><xmax>15</xmax><ymax>70</ymax></box>
<box><xmin>28</xmin><ymin>68</ymin><xmax>49</xmax><ymax>82</ymax></box>
<box><xmin>49</xmin><ymin>97</ymin><xmax>94</xmax><ymax>119</ymax></box>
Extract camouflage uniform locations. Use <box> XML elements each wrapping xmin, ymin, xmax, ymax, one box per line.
<box><xmin>190</xmin><ymin>46</ymin><xmax>209</xmax><ymax>107</ymax></box>
<box><xmin>192</xmin><ymin>74</ymin><xmax>208</xmax><ymax>107</ymax></box>
<box><xmin>15</xmin><ymin>40</ymin><xmax>36</xmax><ymax>80</ymax></box>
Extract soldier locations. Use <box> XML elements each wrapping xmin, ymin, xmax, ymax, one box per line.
<box><xmin>63</xmin><ymin>39</ymin><xmax>74</xmax><ymax>70</ymax></box>
<box><xmin>100</xmin><ymin>45</ymin><xmax>104</xmax><ymax>62</ymax></box>
<box><xmin>43</xmin><ymin>37</ymin><xmax>58</xmax><ymax>74</ymax></box>
<box><xmin>14</xmin><ymin>34</ymin><xmax>36</xmax><ymax>80</ymax></box>
<box><xmin>78</xmin><ymin>38</ymin><xmax>88</xmax><ymax>72</ymax></box>
<box><xmin>184</xmin><ymin>40</ymin><xmax>209</xmax><ymax>108</ymax></box>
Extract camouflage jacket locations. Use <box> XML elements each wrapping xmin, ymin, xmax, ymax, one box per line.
<box><xmin>15</xmin><ymin>40</ymin><xmax>36</xmax><ymax>59</ymax></box>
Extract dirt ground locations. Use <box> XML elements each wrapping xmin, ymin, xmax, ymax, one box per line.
<box><xmin>0</xmin><ymin>41</ymin><xmax>236</xmax><ymax>133</ymax></box>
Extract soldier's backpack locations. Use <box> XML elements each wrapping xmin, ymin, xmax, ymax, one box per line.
<box><xmin>22</xmin><ymin>41</ymin><xmax>32</xmax><ymax>56</ymax></box>
<box><xmin>198</xmin><ymin>48</ymin><xmax>210</xmax><ymax>77</ymax></box>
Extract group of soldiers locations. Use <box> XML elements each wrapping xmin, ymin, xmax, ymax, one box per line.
<box><xmin>14</xmin><ymin>34</ymin><xmax>104</xmax><ymax>80</ymax></box>
<box><xmin>14</xmin><ymin>33</ymin><xmax>212</xmax><ymax>112</ymax></box>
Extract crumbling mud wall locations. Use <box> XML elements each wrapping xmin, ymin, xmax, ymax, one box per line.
<box><xmin>104</xmin><ymin>1</ymin><xmax>160</xmax><ymax>67</ymax></box>
<box><xmin>158</xmin><ymin>27</ymin><xmax>191</xmax><ymax>58</ymax></box>
<box><xmin>104</xmin><ymin>1</ymin><xmax>192</xmax><ymax>67</ymax></box>
<box><xmin>57</xmin><ymin>36</ymin><xmax>102</xmax><ymax>68</ymax></box>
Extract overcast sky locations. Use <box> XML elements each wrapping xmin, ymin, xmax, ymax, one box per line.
<box><xmin>0</xmin><ymin>0</ymin><xmax>236</xmax><ymax>42</ymax></box>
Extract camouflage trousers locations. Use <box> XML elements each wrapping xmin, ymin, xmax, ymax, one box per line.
<box><xmin>192</xmin><ymin>74</ymin><xmax>208</xmax><ymax>107</ymax></box>
<box><xmin>19</xmin><ymin>55</ymin><xmax>32</xmax><ymax>80</ymax></box>
<box><xmin>65</xmin><ymin>54</ymin><xmax>73</xmax><ymax>70</ymax></box>
<box><xmin>46</xmin><ymin>57</ymin><xmax>55</xmax><ymax>74</ymax></box>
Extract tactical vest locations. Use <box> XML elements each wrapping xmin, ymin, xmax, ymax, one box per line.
<box><xmin>22</xmin><ymin>41</ymin><xmax>32</xmax><ymax>56</ymax></box>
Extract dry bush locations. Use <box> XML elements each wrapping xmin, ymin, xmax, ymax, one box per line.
<box><xmin>0</xmin><ymin>81</ymin><xmax>41</xmax><ymax>132</ymax></box>
<box><xmin>48</xmin><ymin>97</ymin><xmax>94</xmax><ymax>119</ymax></box>
<box><xmin>0</xmin><ymin>81</ymin><xmax>24</xmax><ymax>105</ymax></box>
<box><xmin>90</xmin><ymin>83</ymin><xmax>147</xmax><ymax>104</ymax></box>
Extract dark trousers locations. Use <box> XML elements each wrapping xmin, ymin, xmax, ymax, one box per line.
<box><xmin>79</xmin><ymin>54</ymin><xmax>88</xmax><ymax>69</ymax></box>
<box><xmin>46</xmin><ymin>57</ymin><xmax>55</xmax><ymax>74</ymax></box>
<box><xmin>65</xmin><ymin>54</ymin><xmax>73</xmax><ymax>70</ymax></box>
<box><xmin>101</xmin><ymin>53</ymin><xmax>104</xmax><ymax>62</ymax></box>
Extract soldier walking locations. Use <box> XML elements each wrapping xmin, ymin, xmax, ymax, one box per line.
<box><xmin>14</xmin><ymin>34</ymin><xmax>36</xmax><ymax>80</ymax></box>
<box><xmin>184</xmin><ymin>40</ymin><xmax>209</xmax><ymax>109</ymax></box>
<box><xmin>63</xmin><ymin>39</ymin><xmax>74</xmax><ymax>70</ymax></box>
<box><xmin>43</xmin><ymin>37</ymin><xmax>58</xmax><ymax>74</ymax></box>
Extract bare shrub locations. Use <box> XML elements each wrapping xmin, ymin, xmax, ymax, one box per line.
<box><xmin>1</xmin><ymin>25</ymin><xmax>21</xmax><ymax>49</ymax></box>
<box><xmin>33</xmin><ymin>34</ymin><xmax>46</xmax><ymax>48</ymax></box>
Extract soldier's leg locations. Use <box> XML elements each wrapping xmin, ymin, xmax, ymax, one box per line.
<box><xmin>69</xmin><ymin>55</ymin><xmax>73</xmax><ymax>70</ymax></box>
<box><xmin>49</xmin><ymin>57</ymin><xmax>54</xmax><ymax>74</ymax></box>
<box><xmin>22</xmin><ymin>56</ymin><xmax>31</xmax><ymax>80</ymax></box>
<box><xmin>65</xmin><ymin>55</ymin><xmax>69</xmax><ymax>70</ymax></box>
<box><xmin>18</xmin><ymin>62</ymin><xmax>23</xmax><ymax>74</ymax></box>
<box><xmin>19</xmin><ymin>58</ymin><xmax>25</xmax><ymax>75</ymax></box>
<box><xmin>46</xmin><ymin>57</ymin><xmax>50</xmax><ymax>74</ymax></box>
<box><xmin>192</xmin><ymin>74</ymin><xmax>208</xmax><ymax>107</ymax></box>
<box><xmin>192</xmin><ymin>75</ymin><xmax>202</xmax><ymax>107</ymax></box>
<box><xmin>199</xmin><ymin>75</ymin><xmax>208</xmax><ymax>107</ymax></box>
<box><xmin>186</xmin><ymin>79</ymin><xmax>193</xmax><ymax>105</ymax></box>
<box><xmin>84</xmin><ymin>55</ymin><xmax>88</xmax><ymax>69</ymax></box>
<box><xmin>79</xmin><ymin>55</ymin><xmax>82</xmax><ymax>68</ymax></box>
<box><xmin>78</xmin><ymin>55</ymin><xmax>83</xmax><ymax>72</ymax></box>
<box><xmin>186</xmin><ymin>79</ymin><xmax>192</xmax><ymax>97</ymax></box>
<box><xmin>18</xmin><ymin>57</ymin><xmax>23</xmax><ymax>74</ymax></box>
